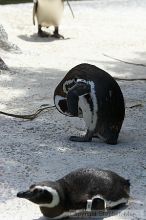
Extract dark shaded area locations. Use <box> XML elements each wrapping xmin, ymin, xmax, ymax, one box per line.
<box><xmin>0</xmin><ymin>63</ymin><xmax>145</xmax><ymax>201</ymax></box>
<box><xmin>0</xmin><ymin>66</ymin><xmax>65</xmax><ymax>108</ymax></box>
<box><xmin>0</xmin><ymin>65</ymin><xmax>145</xmax><ymax>220</ymax></box>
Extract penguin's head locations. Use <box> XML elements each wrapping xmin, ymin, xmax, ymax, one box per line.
<box><xmin>17</xmin><ymin>184</ymin><xmax>60</xmax><ymax>207</ymax></box>
<box><xmin>54</xmin><ymin>95</ymin><xmax>69</xmax><ymax>115</ymax></box>
<box><xmin>54</xmin><ymin>78</ymin><xmax>76</xmax><ymax>116</ymax></box>
<box><xmin>17</xmin><ymin>182</ymin><xmax>68</xmax><ymax>218</ymax></box>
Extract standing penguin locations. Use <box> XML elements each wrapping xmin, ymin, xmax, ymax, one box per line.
<box><xmin>33</xmin><ymin>0</ymin><xmax>64</xmax><ymax>38</ymax></box>
<box><xmin>17</xmin><ymin>168</ymin><xmax>130</xmax><ymax>219</ymax></box>
<box><xmin>54</xmin><ymin>63</ymin><xmax>125</xmax><ymax>145</ymax></box>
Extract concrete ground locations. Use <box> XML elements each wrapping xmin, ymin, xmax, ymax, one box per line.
<box><xmin>0</xmin><ymin>0</ymin><xmax>146</xmax><ymax>219</ymax></box>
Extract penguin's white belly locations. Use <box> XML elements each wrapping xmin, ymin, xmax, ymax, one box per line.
<box><xmin>78</xmin><ymin>96</ymin><xmax>92</xmax><ymax>128</ymax></box>
<box><xmin>37</xmin><ymin>0</ymin><xmax>63</xmax><ymax>27</ymax></box>
<box><xmin>78</xmin><ymin>81</ymin><xmax>98</xmax><ymax>132</ymax></box>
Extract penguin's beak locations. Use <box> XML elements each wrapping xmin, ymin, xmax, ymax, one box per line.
<box><xmin>17</xmin><ymin>190</ymin><xmax>33</xmax><ymax>199</ymax></box>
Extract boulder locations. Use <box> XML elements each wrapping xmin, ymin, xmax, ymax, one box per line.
<box><xmin>0</xmin><ymin>24</ymin><xmax>21</xmax><ymax>53</ymax></box>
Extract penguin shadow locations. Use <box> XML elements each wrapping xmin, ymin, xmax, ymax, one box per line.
<box><xmin>18</xmin><ymin>34</ymin><xmax>70</xmax><ymax>43</ymax></box>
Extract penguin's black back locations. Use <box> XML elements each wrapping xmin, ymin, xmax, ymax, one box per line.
<box><xmin>66</xmin><ymin>63</ymin><xmax>125</xmax><ymax>111</ymax></box>
<box><xmin>58</xmin><ymin>168</ymin><xmax>130</xmax><ymax>209</ymax></box>
<box><xmin>63</xmin><ymin>63</ymin><xmax>118</xmax><ymax>83</ymax></box>
<box><xmin>56</xmin><ymin>63</ymin><xmax>120</xmax><ymax>93</ymax></box>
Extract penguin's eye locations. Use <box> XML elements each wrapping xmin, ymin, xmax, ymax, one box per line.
<box><xmin>44</xmin><ymin>189</ymin><xmax>49</xmax><ymax>194</ymax></box>
<box><xmin>43</xmin><ymin>190</ymin><xmax>53</xmax><ymax>202</ymax></box>
<box><xmin>33</xmin><ymin>189</ymin><xmax>39</xmax><ymax>193</ymax></box>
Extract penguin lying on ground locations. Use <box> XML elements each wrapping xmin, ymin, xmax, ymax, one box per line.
<box><xmin>54</xmin><ymin>63</ymin><xmax>125</xmax><ymax>145</ymax></box>
<box><xmin>17</xmin><ymin>168</ymin><xmax>130</xmax><ymax>219</ymax></box>
<box><xmin>33</xmin><ymin>0</ymin><xmax>64</xmax><ymax>38</ymax></box>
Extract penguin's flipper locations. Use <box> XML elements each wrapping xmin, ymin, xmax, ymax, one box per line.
<box><xmin>67</xmin><ymin>82</ymin><xmax>90</xmax><ymax>116</ymax></box>
<box><xmin>33</xmin><ymin>0</ymin><xmax>38</xmax><ymax>25</ymax></box>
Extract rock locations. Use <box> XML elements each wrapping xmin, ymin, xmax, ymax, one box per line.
<box><xmin>0</xmin><ymin>57</ymin><xmax>8</xmax><ymax>70</ymax></box>
<box><xmin>0</xmin><ymin>24</ymin><xmax>21</xmax><ymax>53</ymax></box>
<box><xmin>0</xmin><ymin>24</ymin><xmax>8</xmax><ymax>42</ymax></box>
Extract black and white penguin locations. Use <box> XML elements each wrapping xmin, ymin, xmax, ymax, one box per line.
<box><xmin>54</xmin><ymin>63</ymin><xmax>125</xmax><ymax>145</ymax></box>
<box><xmin>17</xmin><ymin>168</ymin><xmax>130</xmax><ymax>219</ymax></box>
<box><xmin>33</xmin><ymin>0</ymin><xmax>64</xmax><ymax>38</ymax></box>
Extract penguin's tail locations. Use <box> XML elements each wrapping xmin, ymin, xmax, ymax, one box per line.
<box><xmin>126</xmin><ymin>179</ymin><xmax>130</xmax><ymax>187</ymax></box>
<box><xmin>123</xmin><ymin>179</ymin><xmax>130</xmax><ymax>195</ymax></box>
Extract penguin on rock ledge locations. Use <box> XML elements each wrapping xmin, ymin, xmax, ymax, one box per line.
<box><xmin>54</xmin><ymin>63</ymin><xmax>125</xmax><ymax>145</ymax></box>
<box><xmin>17</xmin><ymin>168</ymin><xmax>130</xmax><ymax>219</ymax></box>
<box><xmin>33</xmin><ymin>0</ymin><xmax>64</xmax><ymax>38</ymax></box>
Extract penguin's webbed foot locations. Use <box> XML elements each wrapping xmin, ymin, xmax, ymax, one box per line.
<box><xmin>69</xmin><ymin>135</ymin><xmax>92</xmax><ymax>142</ymax></box>
<box><xmin>51</xmin><ymin>33</ymin><xmax>64</xmax><ymax>39</ymax></box>
<box><xmin>53</xmin><ymin>27</ymin><xmax>64</xmax><ymax>39</ymax></box>
<box><xmin>106</xmin><ymin>139</ymin><xmax>117</xmax><ymax>145</ymax></box>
